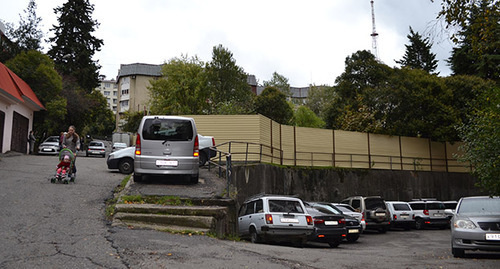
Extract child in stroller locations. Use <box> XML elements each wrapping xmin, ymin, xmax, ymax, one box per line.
<box><xmin>50</xmin><ymin>148</ymin><xmax>76</xmax><ymax>184</ymax></box>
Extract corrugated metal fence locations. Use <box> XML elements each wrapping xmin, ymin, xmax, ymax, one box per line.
<box><xmin>186</xmin><ymin>114</ymin><xmax>470</xmax><ymax>173</ymax></box>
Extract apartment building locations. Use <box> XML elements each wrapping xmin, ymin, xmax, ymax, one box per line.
<box><xmin>115</xmin><ymin>63</ymin><xmax>162</xmax><ymax>131</ymax></box>
<box><xmin>96</xmin><ymin>79</ymin><xmax>118</xmax><ymax>113</ymax></box>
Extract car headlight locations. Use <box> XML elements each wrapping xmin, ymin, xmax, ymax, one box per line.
<box><xmin>454</xmin><ymin>219</ymin><xmax>476</xmax><ymax>229</ymax></box>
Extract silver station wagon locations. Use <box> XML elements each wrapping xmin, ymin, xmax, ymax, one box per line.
<box><xmin>238</xmin><ymin>195</ymin><xmax>314</xmax><ymax>246</ymax></box>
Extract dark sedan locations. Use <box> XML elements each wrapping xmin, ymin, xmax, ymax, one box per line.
<box><xmin>308</xmin><ymin>202</ymin><xmax>362</xmax><ymax>242</ymax></box>
<box><xmin>304</xmin><ymin>204</ymin><xmax>346</xmax><ymax>248</ymax></box>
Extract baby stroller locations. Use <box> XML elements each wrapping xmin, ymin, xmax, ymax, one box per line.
<box><xmin>50</xmin><ymin>148</ymin><xmax>76</xmax><ymax>184</ymax></box>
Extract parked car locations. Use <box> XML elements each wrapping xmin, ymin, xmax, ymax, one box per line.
<box><xmin>340</xmin><ymin>196</ymin><xmax>391</xmax><ymax>233</ymax></box>
<box><xmin>134</xmin><ymin>116</ymin><xmax>199</xmax><ymax>184</ymax></box>
<box><xmin>443</xmin><ymin>200</ymin><xmax>458</xmax><ymax>220</ymax></box>
<box><xmin>408</xmin><ymin>199</ymin><xmax>449</xmax><ymax>230</ymax></box>
<box><xmin>331</xmin><ymin>203</ymin><xmax>366</xmax><ymax>232</ymax></box>
<box><xmin>38</xmin><ymin>136</ymin><xmax>60</xmax><ymax>155</ymax></box>
<box><xmin>198</xmin><ymin>134</ymin><xmax>217</xmax><ymax>166</ymax></box>
<box><xmin>385</xmin><ymin>201</ymin><xmax>415</xmax><ymax>230</ymax></box>
<box><xmin>306</xmin><ymin>202</ymin><xmax>361</xmax><ymax>243</ymax></box>
<box><xmin>304</xmin><ymin>204</ymin><xmax>346</xmax><ymax>248</ymax></box>
<box><xmin>86</xmin><ymin>141</ymin><xmax>106</xmax><ymax>158</ymax></box>
<box><xmin>238</xmin><ymin>194</ymin><xmax>313</xmax><ymax>246</ymax></box>
<box><xmin>107</xmin><ymin>134</ymin><xmax>215</xmax><ymax>175</ymax></box>
<box><xmin>451</xmin><ymin>196</ymin><xmax>500</xmax><ymax>258</ymax></box>
<box><xmin>107</xmin><ymin>146</ymin><xmax>135</xmax><ymax>174</ymax></box>
<box><xmin>112</xmin><ymin>142</ymin><xmax>128</xmax><ymax>152</ymax></box>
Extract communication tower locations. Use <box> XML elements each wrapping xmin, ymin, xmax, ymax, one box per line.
<box><xmin>370</xmin><ymin>0</ymin><xmax>379</xmax><ymax>59</ymax></box>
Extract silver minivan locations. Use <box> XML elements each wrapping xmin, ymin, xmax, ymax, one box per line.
<box><xmin>133</xmin><ymin>116</ymin><xmax>199</xmax><ymax>183</ymax></box>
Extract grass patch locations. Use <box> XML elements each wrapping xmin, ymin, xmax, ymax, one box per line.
<box><xmin>120</xmin><ymin>195</ymin><xmax>194</xmax><ymax>206</ymax></box>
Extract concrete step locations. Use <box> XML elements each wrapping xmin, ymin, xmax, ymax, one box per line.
<box><xmin>114</xmin><ymin>203</ymin><xmax>228</xmax><ymax>217</ymax></box>
<box><xmin>113</xmin><ymin>212</ymin><xmax>215</xmax><ymax>229</ymax></box>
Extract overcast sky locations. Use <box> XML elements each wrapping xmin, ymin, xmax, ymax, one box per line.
<box><xmin>1</xmin><ymin>0</ymin><xmax>454</xmax><ymax>86</ymax></box>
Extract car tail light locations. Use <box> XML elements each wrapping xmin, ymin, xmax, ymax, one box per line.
<box><xmin>306</xmin><ymin>215</ymin><xmax>313</xmax><ymax>225</ymax></box>
<box><xmin>393</xmin><ymin>214</ymin><xmax>397</xmax><ymax>220</ymax></box>
<box><xmin>135</xmin><ymin>134</ymin><xmax>141</xmax><ymax>155</ymax></box>
<box><xmin>339</xmin><ymin>218</ymin><xmax>345</xmax><ymax>225</ymax></box>
<box><xmin>314</xmin><ymin>218</ymin><xmax>324</xmax><ymax>225</ymax></box>
<box><xmin>265</xmin><ymin>214</ymin><xmax>273</xmax><ymax>224</ymax></box>
<box><xmin>211</xmin><ymin>137</ymin><xmax>215</xmax><ymax>146</ymax></box>
<box><xmin>193</xmin><ymin>135</ymin><xmax>199</xmax><ymax>157</ymax></box>
<box><xmin>423</xmin><ymin>209</ymin><xmax>429</xmax><ymax>215</ymax></box>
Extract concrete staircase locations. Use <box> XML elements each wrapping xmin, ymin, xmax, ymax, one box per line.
<box><xmin>112</xmin><ymin>199</ymin><xmax>236</xmax><ymax>237</ymax></box>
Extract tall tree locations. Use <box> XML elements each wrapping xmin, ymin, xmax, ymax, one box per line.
<box><xmin>205</xmin><ymin>44</ymin><xmax>253</xmax><ymax>114</ymax></box>
<box><xmin>396</xmin><ymin>27</ymin><xmax>439</xmax><ymax>74</ymax></box>
<box><xmin>149</xmin><ymin>55</ymin><xmax>210</xmax><ymax>115</ymax></box>
<box><xmin>7</xmin><ymin>0</ymin><xmax>44</xmax><ymax>52</ymax></box>
<box><xmin>447</xmin><ymin>1</ymin><xmax>499</xmax><ymax>80</ymax></box>
<box><xmin>47</xmin><ymin>0</ymin><xmax>103</xmax><ymax>92</ymax></box>
<box><xmin>254</xmin><ymin>86</ymin><xmax>293</xmax><ymax>125</ymax></box>
<box><xmin>263</xmin><ymin>72</ymin><xmax>291</xmax><ymax>97</ymax></box>
<box><xmin>294</xmin><ymin>106</ymin><xmax>325</xmax><ymax>128</ymax></box>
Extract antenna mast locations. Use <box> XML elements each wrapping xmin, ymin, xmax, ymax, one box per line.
<box><xmin>370</xmin><ymin>0</ymin><xmax>379</xmax><ymax>59</ymax></box>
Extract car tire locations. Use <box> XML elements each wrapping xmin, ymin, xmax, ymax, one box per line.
<box><xmin>328</xmin><ymin>240</ymin><xmax>340</xmax><ymax>248</ymax></box>
<box><xmin>133</xmin><ymin>173</ymin><xmax>142</xmax><ymax>182</ymax></box>
<box><xmin>199</xmin><ymin>151</ymin><xmax>208</xmax><ymax>166</ymax></box>
<box><xmin>347</xmin><ymin>235</ymin><xmax>359</xmax><ymax>242</ymax></box>
<box><xmin>250</xmin><ymin>227</ymin><xmax>261</xmax><ymax>244</ymax></box>
<box><xmin>415</xmin><ymin>218</ymin><xmax>424</xmax><ymax>230</ymax></box>
<box><xmin>190</xmin><ymin>174</ymin><xmax>199</xmax><ymax>184</ymax></box>
<box><xmin>118</xmin><ymin>158</ymin><xmax>134</xmax><ymax>174</ymax></box>
<box><xmin>452</xmin><ymin>247</ymin><xmax>465</xmax><ymax>258</ymax></box>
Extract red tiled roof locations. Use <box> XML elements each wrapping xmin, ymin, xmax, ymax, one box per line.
<box><xmin>0</xmin><ymin>62</ymin><xmax>45</xmax><ymax>110</ymax></box>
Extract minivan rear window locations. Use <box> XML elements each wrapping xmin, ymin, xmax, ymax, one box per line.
<box><xmin>142</xmin><ymin>118</ymin><xmax>194</xmax><ymax>141</ymax></box>
<box><xmin>393</xmin><ymin>203</ymin><xmax>411</xmax><ymax>211</ymax></box>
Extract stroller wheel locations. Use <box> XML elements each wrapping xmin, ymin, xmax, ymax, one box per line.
<box><xmin>63</xmin><ymin>180</ymin><xmax>69</xmax><ymax>184</ymax></box>
<box><xmin>50</xmin><ymin>177</ymin><xmax>56</xmax><ymax>183</ymax></box>
<box><xmin>69</xmin><ymin>177</ymin><xmax>75</xmax><ymax>183</ymax></box>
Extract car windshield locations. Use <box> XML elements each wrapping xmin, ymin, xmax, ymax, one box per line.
<box><xmin>268</xmin><ymin>200</ymin><xmax>304</xmax><ymax>213</ymax></box>
<box><xmin>365</xmin><ymin>198</ymin><xmax>387</xmax><ymax>209</ymax></box>
<box><xmin>457</xmin><ymin>198</ymin><xmax>500</xmax><ymax>215</ymax></box>
<box><xmin>45</xmin><ymin>137</ymin><xmax>59</xmax><ymax>143</ymax></box>
<box><xmin>427</xmin><ymin>202</ymin><xmax>445</xmax><ymax>210</ymax></box>
<box><xmin>336</xmin><ymin>205</ymin><xmax>353</xmax><ymax>212</ymax></box>
<box><xmin>313</xmin><ymin>204</ymin><xmax>342</xmax><ymax>215</ymax></box>
<box><xmin>142</xmin><ymin>118</ymin><xmax>193</xmax><ymax>141</ymax></box>
<box><xmin>89</xmin><ymin>142</ymin><xmax>102</xmax><ymax>147</ymax></box>
<box><xmin>393</xmin><ymin>203</ymin><xmax>411</xmax><ymax>211</ymax></box>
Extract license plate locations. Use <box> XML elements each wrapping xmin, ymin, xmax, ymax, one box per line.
<box><xmin>43</xmin><ymin>148</ymin><xmax>51</xmax><ymax>151</ymax></box>
<box><xmin>375</xmin><ymin>213</ymin><xmax>386</xmax><ymax>217</ymax></box>
<box><xmin>486</xmin><ymin>233</ymin><xmax>500</xmax><ymax>240</ymax></box>
<box><xmin>156</xmin><ymin>160</ymin><xmax>178</xmax><ymax>166</ymax></box>
<box><xmin>325</xmin><ymin>221</ymin><xmax>338</xmax><ymax>225</ymax></box>
<box><xmin>281</xmin><ymin>218</ymin><xmax>299</xmax><ymax>223</ymax></box>
<box><xmin>348</xmin><ymin>229</ymin><xmax>359</xmax><ymax>233</ymax></box>
<box><xmin>400</xmin><ymin>214</ymin><xmax>409</xmax><ymax>219</ymax></box>
<box><xmin>433</xmin><ymin>213</ymin><xmax>443</xmax><ymax>217</ymax></box>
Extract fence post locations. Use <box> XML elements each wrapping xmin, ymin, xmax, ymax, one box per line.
<box><xmin>226</xmin><ymin>154</ymin><xmax>232</xmax><ymax>198</ymax></box>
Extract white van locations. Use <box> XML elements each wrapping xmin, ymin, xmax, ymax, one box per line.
<box><xmin>133</xmin><ymin>116</ymin><xmax>199</xmax><ymax>183</ymax></box>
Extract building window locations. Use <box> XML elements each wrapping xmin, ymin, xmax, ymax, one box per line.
<box><xmin>121</xmin><ymin>89</ymin><xmax>129</xmax><ymax>95</ymax></box>
<box><xmin>104</xmin><ymin>91</ymin><xmax>110</xmax><ymax>96</ymax></box>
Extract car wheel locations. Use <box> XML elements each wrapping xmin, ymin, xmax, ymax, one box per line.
<box><xmin>250</xmin><ymin>227</ymin><xmax>261</xmax><ymax>244</ymax></box>
<box><xmin>452</xmin><ymin>247</ymin><xmax>465</xmax><ymax>258</ymax></box>
<box><xmin>347</xmin><ymin>235</ymin><xmax>359</xmax><ymax>242</ymax></box>
<box><xmin>133</xmin><ymin>173</ymin><xmax>142</xmax><ymax>182</ymax></box>
<box><xmin>199</xmin><ymin>152</ymin><xmax>208</xmax><ymax>166</ymax></box>
<box><xmin>328</xmin><ymin>240</ymin><xmax>340</xmax><ymax>248</ymax></box>
<box><xmin>190</xmin><ymin>174</ymin><xmax>199</xmax><ymax>184</ymax></box>
<box><xmin>118</xmin><ymin>158</ymin><xmax>134</xmax><ymax>174</ymax></box>
<box><xmin>415</xmin><ymin>218</ymin><xmax>424</xmax><ymax>230</ymax></box>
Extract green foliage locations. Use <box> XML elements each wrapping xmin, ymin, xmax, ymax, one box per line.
<box><xmin>5</xmin><ymin>51</ymin><xmax>64</xmax><ymax>136</ymax></box>
<box><xmin>457</xmin><ymin>84</ymin><xmax>500</xmax><ymax>195</ymax></box>
<box><xmin>205</xmin><ymin>44</ymin><xmax>254</xmax><ymax>114</ymax></box>
<box><xmin>149</xmin><ymin>55</ymin><xmax>210</xmax><ymax>115</ymax></box>
<box><xmin>7</xmin><ymin>0</ymin><xmax>43</xmax><ymax>52</ymax></box>
<box><xmin>47</xmin><ymin>0</ymin><xmax>103</xmax><ymax>92</ymax></box>
<box><xmin>120</xmin><ymin>111</ymin><xmax>144</xmax><ymax>133</ymax></box>
<box><xmin>294</xmin><ymin>106</ymin><xmax>325</xmax><ymax>128</ymax></box>
<box><xmin>82</xmin><ymin>89</ymin><xmax>116</xmax><ymax>136</ymax></box>
<box><xmin>263</xmin><ymin>72</ymin><xmax>291</xmax><ymax>96</ymax></box>
<box><xmin>447</xmin><ymin>1</ymin><xmax>499</xmax><ymax>81</ymax></box>
<box><xmin>396</xmin><ymin>27</ymin><xmax>439</xmax><ymax>74</ymax></box>
<box><xmin>255</xmin><ymin>86</ymin><xmax>294</xmax><ymax>125</ymax></box>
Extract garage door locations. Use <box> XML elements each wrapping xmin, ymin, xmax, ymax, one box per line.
<box><xmin>11</xmin><ymin>112</ymin><xmax>28</xmax><ymax>153</ymax></box>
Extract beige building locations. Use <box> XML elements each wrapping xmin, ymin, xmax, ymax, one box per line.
<box><xmin>96</xmin><ymin>79</ymin><xmax>118</xmax><ymax>113</ymax></box>
<box><xmin>115</xmin><ymin>63</ymin><xmax>162</xmax><ymax>131</ymax></box>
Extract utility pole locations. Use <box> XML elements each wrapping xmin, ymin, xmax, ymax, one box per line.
<box><xmin>370</xmin><ymin>0</ymin><xmax>379</xmax><ymax>59</ymax></box>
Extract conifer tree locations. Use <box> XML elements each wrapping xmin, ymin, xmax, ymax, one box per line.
<box><xmin>396</xmin><ymin>27</ymin><xmax>439</xmax><ymax>74</ymax></box>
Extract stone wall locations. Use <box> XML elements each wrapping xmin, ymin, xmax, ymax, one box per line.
<box><xmin>232</xmin><ymin>164</ymin><xmax>484</xmax><ymax>207</ymax></box>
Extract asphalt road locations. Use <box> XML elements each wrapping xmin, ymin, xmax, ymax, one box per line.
<box><xmin>0</xmin><ymin>152</ymin><xmax>499</xmax><ymax>268</ymax></box>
